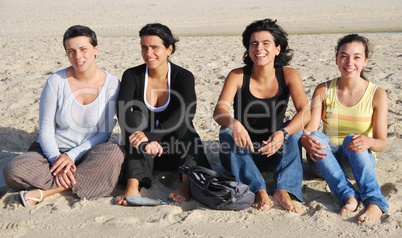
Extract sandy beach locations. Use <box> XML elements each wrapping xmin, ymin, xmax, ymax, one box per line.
<box><xmin>1</xmin><ymin>0</ymin><xmax>402</xmax><ymax>237</ymax></box>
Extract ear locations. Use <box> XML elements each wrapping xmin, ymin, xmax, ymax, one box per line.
<box><xmin>94</xmin><ymin>45</ymin><xmax>99</xmax><ymax>58</ymax></box>
<box><xmin>363</xmin><ymin>57</ymin><xmax>368</xmax><ymax>67</ymax></box>
<box><xmin>167</xmin><ymin>45</ymin><xmax>173</xmax><ymax>56</ymax></box>
<box><xmin>275</xmin><ymin>44</ymin><xmax>281</xmax><ymax>56</ymax></box>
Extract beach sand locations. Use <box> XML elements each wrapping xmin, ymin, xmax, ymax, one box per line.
<box><xmin>1</xmin><ymin>0</ymin><xmax>402</xmax><ymax>237</ymax></box>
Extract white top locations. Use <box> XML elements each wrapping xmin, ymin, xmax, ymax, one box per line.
<box><xmin>38</xmin><ymin>68</ymin><xmax>120</xmax><ymax>165</ymax></box>
<box><xmin>143</xmin><ymin>62</ymin><xmax>171</xmax><ymax>113</ymax></box>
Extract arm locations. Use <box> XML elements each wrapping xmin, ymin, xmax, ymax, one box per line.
<box><xmin>282</xmin><ymin>67</ymin><xmax>311</xmax><ymax>135</ymax></box>
<box><xmin>38</xmin><ymin>75</ymin><xmax>76</xmax><ymax>187</ymax></box>
<box><xmin>301</xmin><ymin>83</ymin><xmax>328</xmax><ymax>161</ymax></box>
<box><xmin>38</xmin><ymin>76</ymin><xmax>63</xmax><ymax>164</ymax></box>
<box><xmin>213</xmin><ymin>68</ymin><xmax>254</xmax><ymax>151</ymax></box>
<box><xmin>304</xmin><ymin>82</ymin><xmax>326</xmax><ymax>133</ymax></box>
<box><xmin>370</xmin><ymin>87</ymin><xmax>388</xmax><ymax>151</ymax></box>
<box><xmin>117</xmin><ymin>68</ymin><xmax>148</xmax><ymax>145</ymax></box>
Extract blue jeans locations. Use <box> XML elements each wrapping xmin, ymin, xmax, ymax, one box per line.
<box><xmin>309</xmin><ymin>131</ymin><xmax>389</xmax><ymax>213</ymax></box>
<box><xmin>219</xmin><ymin>127</ymin><xmax>303</xmax><ymax>201</ymax></box>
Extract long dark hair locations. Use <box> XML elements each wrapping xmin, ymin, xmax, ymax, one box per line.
<box><xmin>242</xmin><ymin>18</ymin><xmax>293</xmax><ymax>67</ymax></box>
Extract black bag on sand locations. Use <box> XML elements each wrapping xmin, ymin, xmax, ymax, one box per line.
<box><xmin>179</xmin><ymin>165</ymin><xmax>255</xmax><ymax>210</ymax></box>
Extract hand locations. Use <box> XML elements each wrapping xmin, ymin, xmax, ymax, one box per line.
<box><xmin>300</xmin><ymin>134</ymin><xmax>328</xmax><ymax>162</ymax></box>
<box><xmin>346</xmin><ymin>134</ymin><xmax>371</xmax><ymax>153</ymax></box>
<box><xmin>232</xmin><ymin>121</ymin><xmax>254</xmax><ymax>152</ymax></box>
<box><xmin>51</xmin><ymin>153</ymin><xmax>76</xmax><ymax>188</ymax></box>
<box><xmin>50</xmin><ymin>153</ymin><xmax>76</xmax><ymax>176</ymax></box>
<box><xmin>144</xmin><ymin>141</ymin><xmax>163</xmax><ymax>157</ymax></box>
<box><xmin>55</xmin><ymin>169</ymin><xmax>76</xmax><ymax>189</ymax></box>
<box><xmin>258</xmin><ymin>131</ymin><xmax>284</xmax><ymax>157</ymax></box>
<box><xmin>129</xmin><ymin>131</ymin><xmax>148</xmax><ymax>149</ymax></box>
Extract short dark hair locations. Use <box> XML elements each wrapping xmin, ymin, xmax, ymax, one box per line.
<box><xmin>63</xmin><ymin>25</ymin><xmax>97</xmax><ymax>50</ymax></box>
<box><xmin>335</xmin><ymin>34</ymin><xmax>372</xmax><ymax>80</ymax></box>
<box><xmin>139</xmin><ymin>23</ymin><xmax>179</xmax><ymax>54</ymax></box>
<box><xmin>242</xmin><ymin>18</ymin><xmax>293</xmax><ymax>67</ymax></box>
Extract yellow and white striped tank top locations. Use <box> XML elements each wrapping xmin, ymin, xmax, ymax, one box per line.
<box><xmin>322</xmin><ymin>78</ymin><xmax>378</xmax><ymax>146</ymax></box>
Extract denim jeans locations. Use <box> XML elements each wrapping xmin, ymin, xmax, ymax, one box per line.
<box><xmin>309</xmin><ymin>131</ymin><xmax>389</xmax><ymax>213</ymax></box>
<box><xmin>218</xmin><ymin>126</ymin><xmax>303</xmax><ymax>201</ymax></box>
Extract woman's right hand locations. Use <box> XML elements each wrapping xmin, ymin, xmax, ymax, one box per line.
<box><xmin>301</xmin><ymin>134</ymin><xmax>327</xmax><ymax>163</ymax></box>
<box><xmin>129</xmin><ymin>131</ymin><xmax>148</xmax><ymax>149</ymax></box>
<box><xmin>232</xmin><ymin>120</ymin><xmax>254</xmax><ymax>152</ymax></box>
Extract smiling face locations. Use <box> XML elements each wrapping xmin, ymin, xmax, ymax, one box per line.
<box><xmin>336</xmin><ymin>41</ymin><xmax>368</xmax><ymax>79</ymax></box>
<box><xmin>140</xmin><ymin>35</ymin><xmax>172</xmax><ymax>70</ymax></box>
<box><xmin>65</xmin><ymin>36</ymin><xmax>98</xmax><ymax>73</ymax></box>
<box><xmin>248</xmin><ymin>31</ymin><xmax>280</xmax><ymax>67</ymax></box>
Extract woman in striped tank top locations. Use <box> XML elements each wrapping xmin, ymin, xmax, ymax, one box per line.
<box><xmin>301</xmin><ymin>34</ymin><xmax>389</xmax><ymax>223</ymax></box>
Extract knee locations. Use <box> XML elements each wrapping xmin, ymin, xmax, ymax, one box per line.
<box><xmin>309</xmin><ymin>131</ymin><xmax>330</xmax><ymax>146</ymax></box>
<box><xmin>286</xmin><ymin>130</ymin><xmax>302</xmax><ymax>143</ymax></box>
<box><xmin>3</xmin><ymin>158</ymin><xmax>20</xmax><ymax>184</ymax></box>
<box><xmin>3</xmin><ymin>161</ymin><xmax>13</xmax><ymax>180</ymax></box>
<box><xmin>342</xmin><ymin>134</ymin><xmax>355</xmax><ymax>146</ymax></box>
<box><xmin>219</xmin><ymin>127</ymin><xmax>234</xmax><ymax>143</ymax></box>
<box><xmin>95</xmin><ymin>142</ymin><xmax>125</xmax><ymax>163</ymax></box>
<box><xmin>110</xmin><ymin>143</ymin><xmax>125</xmax><ymax>162</ymax></box>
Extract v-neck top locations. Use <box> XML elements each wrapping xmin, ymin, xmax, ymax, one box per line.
<box><xmin>38</xmin><ymin>67</ymin><xmax>120</xmax><ymax>164</ymax></box>
<box><xmin>143</xmin><ymin>62</ymin><xmax>171</xmax><ymax>112</ymax></box>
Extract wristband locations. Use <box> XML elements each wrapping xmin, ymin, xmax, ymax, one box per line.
<box><xmin>280</xmin><ymin>128</ymin><xmax>289</xmax><ymax>141</ymax></box>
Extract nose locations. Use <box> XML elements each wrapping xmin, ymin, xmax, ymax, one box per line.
<box><xmin>143</xmin><ymin>47</ymin><xmax>153</xmax><ymax>56</ymax></box>
<box><xmin>346</xmin><ymin>56</ymin><xmax>354</xmax><ymax>65</ymax></box>
<box><xmin>257</xmin><ymin>42</ymin><xmax>263</xmax><ymax>50</ymax></box>
<box><xmin>74</xmin><ymin>51</ymin><xmax>82</xmax><ymax>59</ymax></box>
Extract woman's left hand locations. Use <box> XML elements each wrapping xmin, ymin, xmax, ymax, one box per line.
<box><xmin>346</xmin><ymin>134</ymin><xmax>372</xmax><ymax>153</ymax></box>
<box><xmin>144</xmin><ymin>141</ymin><xmax>163</xmax><ymax>157</ymax></box>
<box><xmin>258</xmin><ymin>131</ymin><xmax>284</xmax><ymax>157</ymax></box>
<box><xmin>129</xmin><ymin>131</ymin><xmax>148</xmax><ymax>149</ymax></box>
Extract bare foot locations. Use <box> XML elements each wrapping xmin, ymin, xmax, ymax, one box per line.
<box><xmin>115</xmin><ymin>178</ymin><xmax>141</xmax><ymax>206</ymax></box>
<box><xmin>358</xmin><ymin>204</ymin><xmax>383</xmax><ymax>224</ymax></box>
<box><xmin>340</xmin><ymin>196</ymin><xmax>359</xmax><ymax>215</ymax></box>
<box><xmin>169</xmin><ymin>174</ymin><xmax>190</xmax><ymax>203</ymax></box>
<box><xmin>168</xmin><ymin>187</ymin><xmax>189</xmax><ymax>203</ymax></box>
<box><xmin>273</xmin><ymin>190</ymin><xmax>300</xmax><ymax>213</ymax></box>
<box><xmin>252</xmin><ymin>190</ymin><xmax>271</xmax><ymax>211</ymax></box>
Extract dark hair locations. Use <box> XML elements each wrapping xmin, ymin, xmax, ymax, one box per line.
<box><xmin>63</xmin><ymin>25</ymin><xmax>98</xmax><ymax>50</ymax></box>
<box><xmin>242</xmin><ymin>18</ymin><xmax>293</xmax><ymax>67</ymax></box>
<box><xmin>335</xmin><ymin>34</ymin><xmax>372</xmax><ymax>80</ymax></box>
<box><xmin>139</xmin><ymin>23</ymin><xmax>179</xmax><ymax>54</ymax></box>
